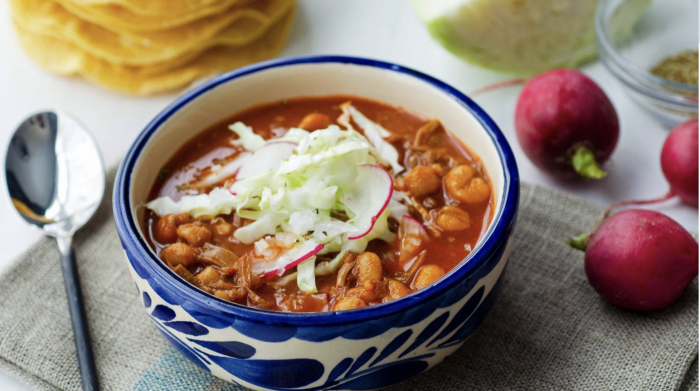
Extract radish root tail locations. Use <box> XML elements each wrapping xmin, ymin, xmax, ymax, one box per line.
<box><xmin>599</xmin><ymin>190</ymin><xmax>677</xmax><ymax>222</ymax></box>
<box><xmin>469</xmin><ymin>78</ymin><xmax>529</xmax><ymax>97</ymax></box>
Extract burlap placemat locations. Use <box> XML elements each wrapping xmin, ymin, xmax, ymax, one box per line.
<box><xmin>0</xmin><ymin>167</ymin><xmax>696</xmax><ymax>391</ymax></box>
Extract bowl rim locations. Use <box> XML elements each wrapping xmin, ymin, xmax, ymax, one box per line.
<box><xmin>113</xmin><ymin>55</ymin><xmax>519</xmax><ymax>326</ymax></box>
<box><xmin>595</xmin><ymin>0</ymin><xmax>699</xmax><ymax>107</ymax></box>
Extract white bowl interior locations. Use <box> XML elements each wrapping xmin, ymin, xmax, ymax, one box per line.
<box><xmin>130</xmin><ymin>62</ymin><xmax>506</xmax><ymax>251</ymax></box>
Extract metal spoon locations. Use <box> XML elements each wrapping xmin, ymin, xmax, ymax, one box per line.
<box><xmin>4</xmin><ymin>111</ymin><xmax>104</xmax><ymax>391</ymax></box>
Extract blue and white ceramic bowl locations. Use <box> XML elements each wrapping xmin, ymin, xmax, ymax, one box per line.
<box><xmin>114</xmin><ymin>56</ymin><xmax>519</xmax><ymax>390</ymax></box>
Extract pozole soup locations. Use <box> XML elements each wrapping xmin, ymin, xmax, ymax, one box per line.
<box><xmin>143</xmin><ymin>96</ymin><xmax>493</xmax><ymax>312</ymax></box>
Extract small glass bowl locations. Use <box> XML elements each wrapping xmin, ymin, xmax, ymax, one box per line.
<box><xmin>596</xmin><ymin>0</ymin><xmax>698</xmax><ymax>128</ymax></box>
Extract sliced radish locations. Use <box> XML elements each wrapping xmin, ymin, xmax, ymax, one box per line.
<box><xmin>197</xmin><ymin>152</ymin><xmax>251</xmax><ymax>187</ymax></box>
<box><xmin>344</xmin><ymin>164</ymin><xmax>394</xmax><ymax>240</ymax></box>
<box><xmin>399</xmin><ymin>215</ymin><xmax>429</xmax><ymax>263</ymax></box>
<box><xmin>235</xmin><ymin>142</ymin><xmax>297</xmax><ymax>181</ymax></box>
<box><xmin>252</xmin><ymin>239</ymin><xmax>324</xmax><ymax>278</ymax></box>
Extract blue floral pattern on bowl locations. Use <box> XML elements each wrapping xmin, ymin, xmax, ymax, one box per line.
<box><xmin>114</xmin><ymin>56</ymin><xmax>519</xmax><ymax>391</ymax></box>
<box><xmin>126</xmin><ymin>237</ymin><xmax>510</xmax><ymax>390</ymax></box>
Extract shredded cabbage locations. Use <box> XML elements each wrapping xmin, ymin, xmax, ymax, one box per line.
<box><xmin>229</xmin><ymin>122</ymin><xmax>266</xmax><ymax>151</ymax></box>
<box><xmin>340</xmin><ymin>103</ymin><xmax>404</xmax><ymax>174</ymax></box>
<box><xmin>234</xmin><ymin>212</ymin><xmax>288</xmax><ymax>244</ymax></box>
<box><xmin>314</xmin><ymin>209</ymin><xmax>394</xmax><ymax>276</ymax></box>
<box><xmin>296</xmin><ymin>257</ymin><xmax>318</xmax><ymax>293</ymax></box>
<box><xmin>145</xmin><ymin>187</ymin><xmax>238</xmax><ymax>218</ymax></box>
<box><xmin>271</xmin><ymin>127</ymin><xmax>310</xmax><ymax>144</ymax></box>
<box><xmin>146</xmin><ymin>107</ymin><xmax>409</xmax><ymax>293</ymax></box>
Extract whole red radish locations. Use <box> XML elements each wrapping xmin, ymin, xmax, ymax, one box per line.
<box><xmin>584</xmin><ymin>209</ymin><xmax>698</xmax><ymax>311</ymax></box>
<box><xmin>661</xmin><ymin>119</ymin><xmax>698</xmax><ymax>206</ymax></box>
<box><xmin>515</xmin><ymin>69</ymin><xmax>619</xmax><ymax>180</ymax></box>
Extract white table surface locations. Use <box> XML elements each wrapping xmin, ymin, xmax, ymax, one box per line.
<box><xmin>0</xmin><ymin>1</ymin><xmax>697</xmax><ymax>389</ymax></box>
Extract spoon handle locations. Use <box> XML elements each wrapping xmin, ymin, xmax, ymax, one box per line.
<box><xmin>57</xmin><ymin>236</ymin><xmax>100</xmax><ymax>391</ymax></box>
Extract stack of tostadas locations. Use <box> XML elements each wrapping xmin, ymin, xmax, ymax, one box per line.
<box><xmin>10</xmin><ymin>0</ymin><xmax>296</xmax><ymax>95</ymax></box>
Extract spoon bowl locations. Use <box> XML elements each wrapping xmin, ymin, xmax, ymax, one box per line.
<box><xmin>5</xmin><ymin>111</ymin><xmax>104</xmax><ymax>236</ymax></box>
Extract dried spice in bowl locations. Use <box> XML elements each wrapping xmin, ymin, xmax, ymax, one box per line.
<box><xmin>651</xmin><ymin>50</ymin><xmax>699</xmax><ymax>86</ymax></box>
